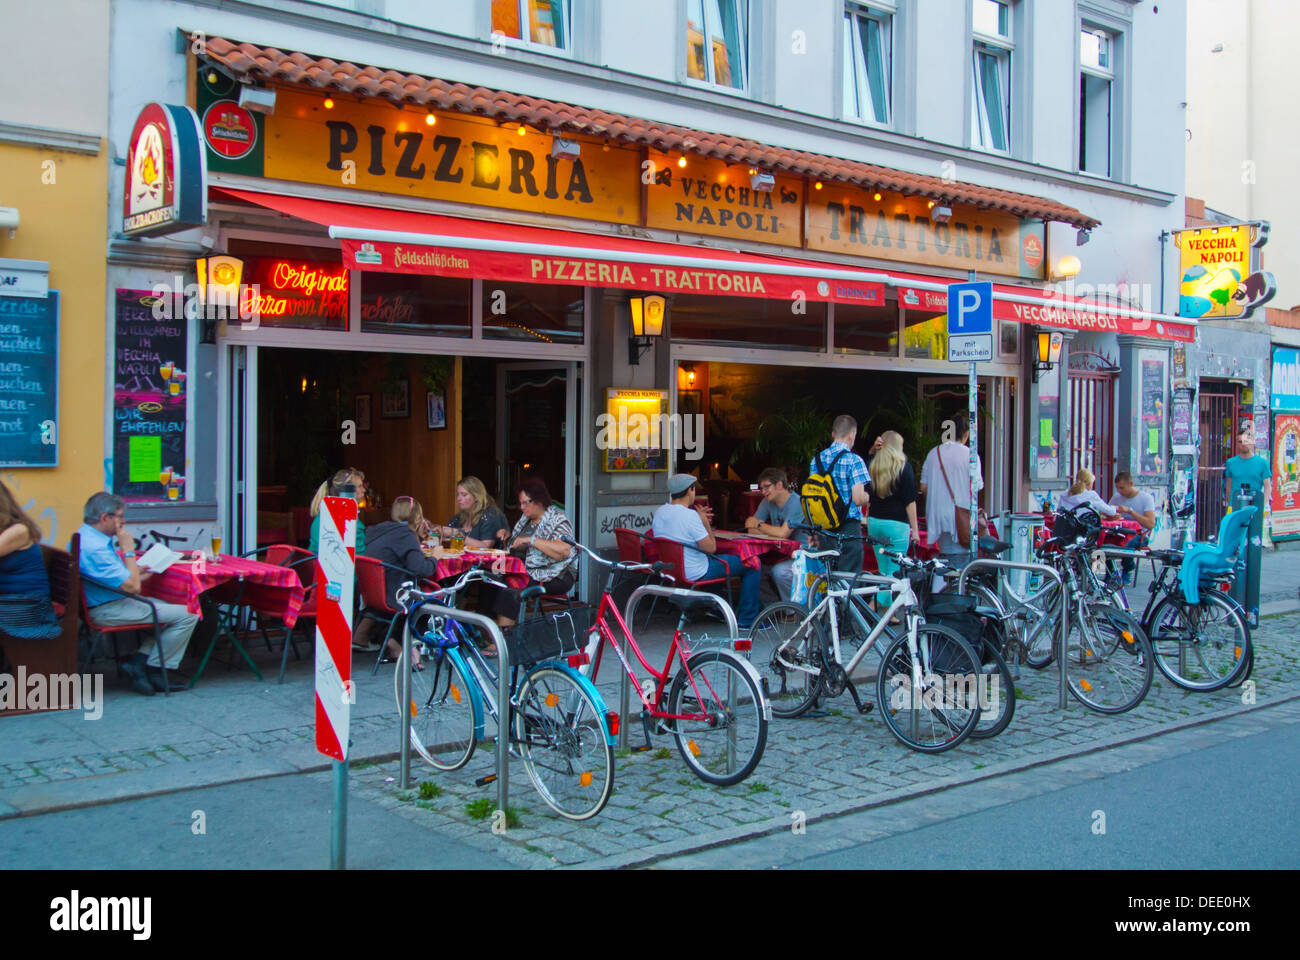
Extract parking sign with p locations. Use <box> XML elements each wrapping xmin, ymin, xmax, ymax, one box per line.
<box><xmin>947</xmin><ymin>281</ymin><xmax>993</xmax><ymax>362</ymax></box>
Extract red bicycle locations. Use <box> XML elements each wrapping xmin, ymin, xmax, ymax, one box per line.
<box><xmin>563</xmin><ymin>537</ymin><xmax>770</xmax><ymax>786</ymax></box>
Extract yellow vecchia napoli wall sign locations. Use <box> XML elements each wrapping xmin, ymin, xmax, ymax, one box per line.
<box><xmin>1174</xmin><ymin>223</ymin><xmax>1276</xmax><ymax>320</ymax></box>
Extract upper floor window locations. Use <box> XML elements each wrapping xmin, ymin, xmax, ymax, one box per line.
<box><xmin>843</xmin><ymin>3</ymin><xmax>893</xmax><ymax>126</ymax></box>
<box><xmin>492</xmin><ymin>0</ymin><xmax>569</xmax><ymax>49</ymax></box>
<box><xmin>970</xmin><ymin>0</ymin><xmax>1012</xmax><ymax>152</ymax></box>
<box><xmin>1079</xmin><ymin>26</ymin><xmax>1114</xmax><ymax>176</ymax></box>
<box><xmin>686</xmin><ymin>0</ymin><xmax>747</xmax><ymax>89</ymax></box>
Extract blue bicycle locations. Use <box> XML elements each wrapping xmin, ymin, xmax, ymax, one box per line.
<box><xmin>395</xmin><ymin>568</ymin><xmax>616</xmax><ymax>820</ymax></box>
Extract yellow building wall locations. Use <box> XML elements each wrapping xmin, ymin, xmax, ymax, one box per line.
<box><xmin>0</xmin><ymin>141</ymin><xmax>109</xmax><ymax>546</ymax></box>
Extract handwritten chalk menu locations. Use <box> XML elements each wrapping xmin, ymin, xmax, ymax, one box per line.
<box><xmin>0</xmin><ymin>292</ymin><xmax>59</xmax><ymax>467</ymax></box>
<box><xmin>113</xmin><ymin>289</ymin><xmax>187</xmax><ymax>500</ymax></box>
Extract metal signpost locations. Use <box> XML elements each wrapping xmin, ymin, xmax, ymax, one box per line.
<box><xmin>948</xmin><ymin>281</ymin><xmax>993</xmax><ymax>558</ymax></box>
<box><xmin>314</xmin><ymin>495</ymin><xmax>356</xmax><ymax>870</ymax></box>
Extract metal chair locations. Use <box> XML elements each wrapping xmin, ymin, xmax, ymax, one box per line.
<box><xmin>359</xmin><ymin>556</ymin><xmax>432</xmax><ymax>675</ymax></box>
<box><xmin>650</xmin><ymin>537</ymin><xmax>734</xmax><ymax>608</ymax></box>
<box><xmin>79</xmin><ymin>580</ymin><xmax>170</xmax><ymax>697</ymax></box>
<box><xmin>242</xmin><ymin>544</ymin><xmax>318</xmax><ymax>683</ymax></box>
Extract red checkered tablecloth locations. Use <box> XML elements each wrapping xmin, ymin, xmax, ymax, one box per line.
<box><xmin>426</xmin><ymin>550</ymin><xmax>530</xmax><ymax>589</ymax></box>
<box><xmin>141</xmin><ymin>555</ymin><xmax>306</xmax><ymax>627</ymax></box>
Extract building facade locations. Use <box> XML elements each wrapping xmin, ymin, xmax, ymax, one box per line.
<box><xmin>98</xmin><ymin>0</ymin><xmax>1193</xmax><ymax>573</ymax></box>
<box><xmin>0</xmin><ymin>1</ymin><xmax>111</xmax><ymax>544</ymax></box>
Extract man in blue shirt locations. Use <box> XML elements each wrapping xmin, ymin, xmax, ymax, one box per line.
<box><xmin>1224</xmin><ymin>422</ymin><xmax>1271</xmax><ymax>508</ymax></box>
<box><xmin>745</xmin><ymin>467</ymin><xmax>807</xmax><ymax>601</ymax></box>
<box><xmin>809</xmin><ymin>415</ymin><xmax>871</xmax><ymax>573</ymax></box>
<box><xmin>76</xmin><ymin>492</ymin><xmax>197</xmax><ymax>695</ymax></box>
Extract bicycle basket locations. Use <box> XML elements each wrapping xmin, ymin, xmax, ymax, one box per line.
<box><xmin>501</xmin><ymin>603</ymin><xmax>594</xmax><ymax>668</ymax></box>
<box><xmin>1053</xmin><ymin>505</ymin><xmax>1103</xmax><ymax>545</ymax></box>
<box><xmin>922</xmin><ymin>593</ymin><xmax>988</xmax><ymax>663</ymax></box>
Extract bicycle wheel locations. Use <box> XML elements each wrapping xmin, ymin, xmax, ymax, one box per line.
<box><xmin>875</xmin><ymin>624</ymin><xmax>981</xmax><ymax>753</ymax></box>
<box><xmin>1064</xmin><ymin>602</ymin><xmax>1153</xmax><ymax>714</ymax></box>
<box><xmin>668</xmin><ymin>650</ymin><xmax>768</xmax><ymax>786</ymax></box>
<box><xmin>748</xmin><ymin>601</ymin><xmax>825</xmax><ymax>718</ymax></box>
<box><xmin>1146</xmin><ymin>591</ymin><xmax>1250</xmax><ymax>691</ymax></box>
<box><xmin>969</xmin><ymin>644</ymin><xmax>1016</xmax><ymax>740</ymax></box>
<box><xmin>396</xmin><ymin>641</ymin><xmax>478</xmax><ymax>771</ymax></box>
<box><xmin>512</xmin><ymin>667</ymin><xmax>614</xmax><ymax>821</ymax></box>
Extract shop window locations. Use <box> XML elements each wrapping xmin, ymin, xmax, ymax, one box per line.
<box><xmin>843</xmin><ymin>3</ymin><xmax>892</xmax><ymax>126</ymax></box>
<box><xmin>359</xmin><ymin>273</ymin><xmax>471</xmax><ymax>338</ymax></box>
<box><xmin>492</xmin><ymin>0</ymin><xmax>569</xmax><ymax>49</ymax></box>
<box><xmin>999</xmin><ymin>320</ymin><xmax>1019</xmax><ymax>358</ymax></box>
<box><xmin>686</xmin><ymin>0</ymin><xmax>747</xmax><ymax>90</ymax></box>
<box><xmin>903</xmin><ymin>309</ymin><xmax>947</xmax><ymax>360</ymax></box>
<box><xmin>671</xmin><ymin>294</ymin><xmax>826</xmax><ymax>351</ymax></box>
<box><xmin>970</xmin><ymin>0</ymin><xmax>1012</xmax><ymax>153</ymax></box>
<box><xmin>833</xmin><ymin>299</ymin><xmax>898</xmax><ymax>356</ymax></box>
<box><xmin>482</xmin><ymin>281</ymin><xmax>584</xmax><ymax>345</ymax></box>
<box><xmin>1079</xmin><ymin>27</ymin><xmax>1114</xmax><ymax>177</ymax></box>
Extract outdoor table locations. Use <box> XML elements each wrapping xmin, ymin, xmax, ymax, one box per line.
<box><xmin>712</xmin><ymin>529</ymin><xmax>799</xmax><ymax>570</ymax></box>
<box><xmin>141</xmin><ymin>553</ymin><xmax>306</xmax><ymax>686</ymax></box>
<box><xmin>422</xmin><ymin>546</ymin><xmax>529</xmax><ymax>589</ymax></box>
<box><xmin>736</xmin><ymin>490</ymin><xmax>764</xmax><ymax>521</ymax></box>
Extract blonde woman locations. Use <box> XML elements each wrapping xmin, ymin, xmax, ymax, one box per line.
<box><xmin>1057</xmin><ymin>467</ymin><xmax>1118</xmax><ymax>517</ymax></box>
<box><xmin>309</xmin><ymin>468</ymin><xmax>367</xmax><ymax>554</ymax></box>
<box><xmin>437</xmin><ymin>476</ymin><xmax>508</xmax><ymax>549</ymax></box>
<box><xmin>867</xmin><ymin>432</ymin><xmax>920</xmax><ymax>596</ymax></box>
<box><xmin>364</xmin><ymin>496</ymin><xmax>439</xmax><ymax>662</ymax></box>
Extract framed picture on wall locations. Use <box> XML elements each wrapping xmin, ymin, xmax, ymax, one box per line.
<box><xmin>426</xmin><ymin>390</ymin><xmax>446</xmax><ymax>430</ymax></box>
<box><xmin>354</xmin><ymin>394</ymin><xmax>372</xmax><ymax>432</ymax></box>
<box><xmin>678</xmin><ymin>390</ymin><xmax>702</xmax><ymax>418</ymax></box>
<box><xmin>381</xmin><ymin>379</ymin><xmax>409</xmax><ymax>419</ymax></box>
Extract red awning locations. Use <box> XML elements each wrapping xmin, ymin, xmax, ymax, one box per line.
<box><xmin>212</xmin><ymin>187</ymin><xmax>1195</xmax><ymax>342</ymax></box>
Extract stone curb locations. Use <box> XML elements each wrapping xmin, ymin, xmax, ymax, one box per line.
<box><xmin>579</xmin><ymin>690</ymin><xmax>1300</xmax><ymax>870</ymax></box>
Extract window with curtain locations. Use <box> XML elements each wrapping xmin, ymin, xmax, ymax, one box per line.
<box><xmin>686</xmin><ymin>0</ymin><xmax>747</xmax><ymax>90</ymax></box>
<box><xmin>492</xmin><ymin>0</ymin><xmax>568</xmax><ymax>49</ymax></box>
<box><xmin>1079</xmin><ymin>27</ymin><xmax>1114</xmax><ymax>176</ymax></box>
<box><xmin>843</xmin><ymin>4</ymin><xmax>892</xmax><ymax>125</ymax></box>
<box><xmin>970</xmin><ymin>0</ymin><xmax>1012</xmax><ymax>153</ymax></box>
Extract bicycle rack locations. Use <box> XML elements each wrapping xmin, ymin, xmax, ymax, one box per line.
<box><xmin>621</xmin><ymin>585</ymin><xmax>740</xmax><ymax>758</ymax></box>
<box><xmin>956</xmin><ymin>559</ymin><xmax>1069</xmax><ymax>710</ymax></box>
<box><xmin>400</xmin><ymin>604</ymin><xmax>510</xmax><ymax>817</ymax></box>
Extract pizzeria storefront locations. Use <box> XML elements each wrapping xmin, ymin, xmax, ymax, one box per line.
<box><xmin>116</xmin><ymin>37</ymin><xmax>1198</xmax><ymax>569</ymax></box>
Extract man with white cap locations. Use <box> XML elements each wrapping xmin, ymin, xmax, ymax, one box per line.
<box><xmin>652</xmin><ymin>473</ymin><xmax>760</xmax><ymax>629</ymax></box>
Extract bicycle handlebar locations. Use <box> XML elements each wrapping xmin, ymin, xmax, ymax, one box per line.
<box><xmin>396</xmin><ymin>564</ymin><xmax>507</xmax><ymax>613</ymax></box>
<box><xmin>560</xmin><ymin>536</ymin><xmax>676</xmax><ymax>582</ymax></box>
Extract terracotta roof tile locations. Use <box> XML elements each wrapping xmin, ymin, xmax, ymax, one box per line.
<box><xmin>201</xmin><ymin>37</ymin><xmax>1100</xmax><ymax>228</ymax></box>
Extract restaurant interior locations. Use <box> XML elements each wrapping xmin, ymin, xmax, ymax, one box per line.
<box><xmin>253</xmin><ymin>346</ymin><xmax>569</xmax><ymax>546</ymax></box>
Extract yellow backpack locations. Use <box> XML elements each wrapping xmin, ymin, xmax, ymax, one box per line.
<box><xmin>800</xmin><ymin>450</ymin><xmax>849</xmax><ymax>530</ymax></box>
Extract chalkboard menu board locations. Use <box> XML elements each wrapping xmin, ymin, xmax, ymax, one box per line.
<box><xmin>113</xmin><ymin>289</ymin><xmax>188</xmax><ymax>501</ymax></box>
<box><xmin>0</xmin><ymin>292</ymin><xmax>59</xmax><ymax>467</ymax></box>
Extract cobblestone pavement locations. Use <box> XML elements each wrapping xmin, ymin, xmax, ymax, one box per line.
<box><xmin>347</xmin><ymin>612</ymin><xmax>1300</xmax><ymax>869</ymax></box>
<box><xmin>5</xmin><ymin>609</ymin><xmax>1297</xmax><ymax>868</ymax></box>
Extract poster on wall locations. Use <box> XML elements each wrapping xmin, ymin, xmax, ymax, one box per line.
<box><xmin>1138</xmin><ymin>355</ymin><xmax>1167</xmax><ymax>475</ymax></box>
<box><xmin>603</xmin><ymin>388</ymin><xmax>668</xmax><ymax>472</ymax></box>
<box><xmin>112</xmin><ymin>289</ymin><xmax>188</xmax><ymax>501</ymax></box>
<box><xmin>1271</xmin><ymin>414</ymin><xmax>1300</xmax><ymax>540</ymax></box>
<box><xmin>1170</xmin><ymin>387</ymin><xmax>1195</xmax><ymax>448</ymax></box>
<box><xmin>1034</xmin><ymin>364</ymin><xmax>1060</xmax><ymax>479</ymax></box>
<box><xmin>0</xmin><ymin>291</ymin><xmax>59</xmax><ymax>467</ymax></box>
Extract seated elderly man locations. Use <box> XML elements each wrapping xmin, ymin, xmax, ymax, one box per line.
<box><xmin>75</xmin><ymin>492</ymin><xmax>197</xmax><ymax>695</ymax></box>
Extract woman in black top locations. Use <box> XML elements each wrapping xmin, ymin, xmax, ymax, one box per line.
<box><xmin>867</xmin><ymin>431</ymin><xmax>920</xmax><ymax>595</ymax></box>
<box><xmin>437</xmin><ymin>476</ymin><xmax>509</xmax><ymax>549</ymax></box>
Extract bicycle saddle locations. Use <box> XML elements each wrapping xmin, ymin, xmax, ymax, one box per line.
<box><xmin>978</xmin><ymin>535</ymin><xmax>1011</xmax><ymax>556</ymax></box>
<box><xmin>519</xmin><ymin>584</ymin><xmax>546</xmax><ymax>601</ymax></box>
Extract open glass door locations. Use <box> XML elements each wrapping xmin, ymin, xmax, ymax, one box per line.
<box><xmin>916</xmin><ymin>375</ymin><xmax>1006</xmax><ymax>513</ymax></box>
<box><xmin>219</xmin><ymin>344</ymin><xmax>257</xmax><ymax>557</ymax></box>
<box><xmin>495</xmin><ymin>362</ymin><xmax>578</xmax><ymax>532</ymax></box>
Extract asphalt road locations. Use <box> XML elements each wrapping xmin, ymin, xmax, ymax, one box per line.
<box><xmin>658</xmin><ymin>706</ymin><xmax>1300</xmax><ymax>869</ymax></box>
<box><xmin>2</xmin><ymin>769</ymin><xmax>511</xmax><ymax>869</ymax></box>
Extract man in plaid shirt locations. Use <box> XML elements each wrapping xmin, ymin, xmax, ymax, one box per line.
<box><xmin>809</xmin><ymin>415</ymin><xmax>871</xmax><ymax>572</ymax></box>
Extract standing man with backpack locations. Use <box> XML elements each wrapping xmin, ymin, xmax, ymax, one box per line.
<box><xmin>803</xmin><ymin>415</ymin><xmax>871</xmax><ymax>573</ymax></box>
